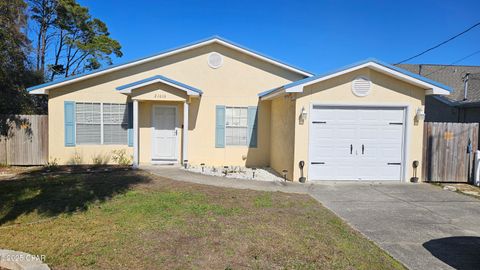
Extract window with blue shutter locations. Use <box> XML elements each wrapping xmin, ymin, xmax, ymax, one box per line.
<box><xmin>64</xmin><ymin>101</ymin><xmax>76</xmax><ymax>146</ymax></box>
<box><xmin>225</xmin><ymin>107</ymin><xmax>248</xmax><ymax>145</ymax></box>
<box><xmin>247</xmin><ymin>106</ymin><xmax>258</xmax><ymax>148</ymax></box>
<box><xmin>215</xmin><ymin>105</ymin><xmax>225</xmax><ymax>148</ymax></box>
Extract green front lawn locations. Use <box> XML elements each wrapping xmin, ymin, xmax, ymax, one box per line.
<box><xmin>0</xmin><ymin>170</ymin><xmax>405</xmax><ymax>269</ymax></box>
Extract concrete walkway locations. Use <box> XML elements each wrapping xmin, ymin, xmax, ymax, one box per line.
<box><xmin>145</xmin><ymin>166</ymin><xmax>480</xmax><ymax>270</ymax></box>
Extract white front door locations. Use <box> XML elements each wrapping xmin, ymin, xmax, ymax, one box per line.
<box><xmin>309</xmin><ymin>106</ymin><xmax>405</xmax><ymax>181</ymax></box>
<box><xmin>152</xmin><ymin>106</ymin><xmax>178</xmax><ymax>162</ymax></box>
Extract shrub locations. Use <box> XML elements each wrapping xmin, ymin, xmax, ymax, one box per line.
<box><xmin>92</xmin><ymin>153</ymin><xmax>110</xmax><ymax>166</ymax></box>
<box><xmin>44</xmin><ymin>157</ymin><xmax>59</xmax><ymax>171</ymax></box>
<box><xmin>67</xmin><ymin>151</ymin><xmax>82</xmax><ymax>165</ymax></box>
<box><xmin>111</xmin><ymin>149</ymin><xmax>132</xmax><ymax>166</ymax></box>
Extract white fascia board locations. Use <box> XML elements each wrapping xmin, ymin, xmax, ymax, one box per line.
<box><xmin>285</xmin><ymin>84</ymin><xmax>303</xmax><ymax>93</ymax></box>
<box><xmin>214</xmin><ymin>39</ymin><xmax>313</xmax><ymax>77</ymax></box>
<box><xmin>367</xmin><ymin>63</ymin><xmax>450</xmax><ymax>95</ymax></box>
<box><xmin>29</xmin><ymin>88</ymin><xmax>48</xmax><ymax>95</ymax></box>
<box><xmin>425</xmin><ymin>88</ymin><xmax>450</xmax><ymax>95</ymax></box>
<box><xmin>260</xmin><ymin>88</ymin><xmax>286</xmax><ymax>100</ymax></box>
<box><xmin>31</xmin><ymin>41</ymin><xmax>214</xmax><ymax>94</ymax></box>
<box><xmin>29</xmin><ymin>38</ymin><xmax>312</xmax><ymax>94</ymax></box>
<box><xmin>283</xmin><ymin>62</ymin><xmax>450</xmax><ymax>96</ymax></box>
<box><xmin>118</xmin><ymin>78</ymin><xmax>200</xmax><ymax>96</ymax></box>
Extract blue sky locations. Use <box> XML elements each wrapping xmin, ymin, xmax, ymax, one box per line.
<box><xmin>78</xmin><ymin>0</ymin><xmax>480</xmax><ymax>74</ymax></box>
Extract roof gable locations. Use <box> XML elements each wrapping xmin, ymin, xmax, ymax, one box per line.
<box><xmin>259</xmin><ymin>58</ymin><xmax>452</xmax><ymax>100</ymax></box>
<box><xmin>28</xmin><ymin>36</ymin><xmax>313</xmax><ymax>94</ymax></box>
<box><xmin>116</xmin><ymin>75</ymin><xmax>202</xmax><ymax>96</ymax></box>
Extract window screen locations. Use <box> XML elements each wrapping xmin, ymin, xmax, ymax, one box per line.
<box><xmin>76</xmin><ymin>102</ymin><xmax>101</xmax><ymax>144</ymax></box>
<box><xmin>225</xmin><ymin>107</ymin><xmax>248</xmax><ymax>146</ymax></box>
<box><xmin>103</xmin><ymin>103</ymin><xmax>128</xmax><ymax>145</ymax></box>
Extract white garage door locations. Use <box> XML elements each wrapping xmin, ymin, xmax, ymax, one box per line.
<box><xmin>308</xmin><ymin>106</ymin><xmax>405</xmax><ymax>181</ymax></box>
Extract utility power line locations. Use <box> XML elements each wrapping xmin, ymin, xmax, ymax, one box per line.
<box><xmin>424</xmin><ymin>49</ymin><xmax>480</xmax><ymax>76</ymax></box>
<box><xmin>396</xmin><ymin>22</ymin><xmax>480</xmax><ymax>65</ymax></box>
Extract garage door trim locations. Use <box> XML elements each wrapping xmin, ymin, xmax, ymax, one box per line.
<box><xmin>307</xmin><ymin>103</ymin><xmax>410</xmax><ymax>182</ymax></box>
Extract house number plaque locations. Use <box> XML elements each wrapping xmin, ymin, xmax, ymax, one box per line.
<box><xmin>154</xmin><ymin>93</ymin><xmax>167</xmax><ymax>99</ymax></box>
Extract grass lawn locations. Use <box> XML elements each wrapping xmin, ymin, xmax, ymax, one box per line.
<box><xmin>0</xmin><ymin>169</ymin><xmax>405</xmax><ymax>269</ymax></box>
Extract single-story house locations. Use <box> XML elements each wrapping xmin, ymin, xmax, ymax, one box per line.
<box><xmin>398</xmin><ymin>64</ymin><xmax>480</xmax><ymax>122</ymax></box>
<box><xmin>28</xmin><ymin>36</ymin><xmax>451</xmax><ymax>182</ymax></box>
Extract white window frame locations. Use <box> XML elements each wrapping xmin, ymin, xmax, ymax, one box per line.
<box><xmin>75</xmin><ymin>102</ymin><xmax>128</xmax><ymax>145</ymax></box>
<box><xmin>75</xmin><ymin>102</ymin><xmax>102</xmax><ymax>145</ymax></box>
<box><xmin>225</xmin><ymin>106</ymin><xmax>248</xmax><ymax>146</ymax></box>
<box><xmin>102</xmin><ymin>103</ymin><xmax>128</xmax><ymax>145</ymax></box>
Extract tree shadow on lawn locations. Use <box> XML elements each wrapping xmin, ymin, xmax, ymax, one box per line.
<box><xmin>0</xmin><ymin>170</ymin><xmax>151</xmax><ymax>225</ymax></box>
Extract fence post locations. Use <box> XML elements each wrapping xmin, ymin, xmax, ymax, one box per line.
<box><xmin>475</xmin><ymin>150</ymin><xmax>480</xmax><ymax>186</ymax></box>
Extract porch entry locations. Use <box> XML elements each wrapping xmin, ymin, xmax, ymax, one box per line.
<box><xmin>152</xmin><ymin>105</ymin><xmax>178</xmax><ymax>163</ymax></box>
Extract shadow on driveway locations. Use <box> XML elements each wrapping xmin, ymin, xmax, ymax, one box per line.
<box><xmin>423</xmin><ymin>236</ymin><xmax>480</xmax><ymax>270</ymax></box>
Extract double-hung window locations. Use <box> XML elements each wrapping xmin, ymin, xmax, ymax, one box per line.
<box><xmin>103</xmin><ymin>103</ymin><xmax>128</xmax><ymax>144</ymax></box>
<box><xmin>75</xmin><ymin>102</ymin><xmax>128</xmax><ymax>145</ymax></box>
<box><xmin>225</xmin><ymin>107</ymin><xmax>248</xmax><ymax>146</ymax></box>
<box><xmin>76</xmin><ymin>102</ymin><xmax>101</xmax><ymax>144</ymax></box>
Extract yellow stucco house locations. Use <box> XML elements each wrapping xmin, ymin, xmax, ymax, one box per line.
<box><xmin>28</xmin><ymin>37</ymin><xmax>451</xmax><ymax>182</ymax></box>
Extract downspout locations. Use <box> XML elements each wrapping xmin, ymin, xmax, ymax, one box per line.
<box><xmin>463</xmin><ymin>73</ymin><xmax>470</xmax><ymax>101</ymax></box>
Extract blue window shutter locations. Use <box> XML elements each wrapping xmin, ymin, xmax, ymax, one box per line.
<box><xmin>247</xmin><ymin>106</ymin><xmax>258</xmax><ymax>148</ymax></box>
<box><xmin>64</xmin><ymin>101</ymin><xmax>75</xmax><ymax>147</ymax></box>
<box><xmin>215</xmin><ymin>105</ymin><xmax>225</xmax><ymax>148</ymax></box>
<box><xmin>127</xmin><ymin>102</ymin><xmax>133</xmax><ymax>147</ymax></box>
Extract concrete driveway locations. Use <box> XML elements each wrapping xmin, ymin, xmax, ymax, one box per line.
<box><xmin>146</xmin><ymin>167</ymin><xmax>480</xmax><ymax>270</ymax></box>
<box><xmin>309</xmin><ymin>182</ymin><xmax>480</xmax><ymax>270</ymax></box>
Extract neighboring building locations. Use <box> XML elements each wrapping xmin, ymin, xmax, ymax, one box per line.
<box><xmin>398</xmin><ymin>64</ymin><xmax>480</xmax><ymax>122</ymax></box>
<box><xmin>28</xmin><ymin>37</ymin><xmax>451</xmax><ymax>182</ymax></box>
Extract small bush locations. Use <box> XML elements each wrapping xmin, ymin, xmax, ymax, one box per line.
<box><xmin>92</xmin><ymin>153</ymin><xmax>110</xmax><ymax>166</ymax></box>
<box><xmin>44</xmin><ymin>157</ymin><xmax>59</xmax><ymax>171</ymax></box>
<box><xmin>67</xmin><ymin>151</ymin><xmax>82</xmax><ymax>165</ymax></box>
<box><xmin>111</xmin><ymin>149</ymin><xmax>132</xmax><ymax>166</ymax></box>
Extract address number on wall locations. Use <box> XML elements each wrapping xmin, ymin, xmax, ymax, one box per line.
<box><xmin>154</xmin><ymin>93</ymin><xmax>167</xmax><ymax>99</ymax></box>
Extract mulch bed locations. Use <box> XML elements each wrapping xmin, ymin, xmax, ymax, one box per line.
<box><xmin>0</xmin><ymin>165</ymin><xmax>132</xmax><ymax>181</ymax></box>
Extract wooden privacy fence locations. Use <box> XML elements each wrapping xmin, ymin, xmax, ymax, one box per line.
<box><xmin>423</xmin><ymin>122</ymin><xmax>479</xmax><ymax>182</ymax></box>
<box><xmin>0</xmin><ymin>115</ymin><xmax>48</xmax><ymax>165</ymax></box>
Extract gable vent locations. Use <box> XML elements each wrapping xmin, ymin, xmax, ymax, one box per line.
<box><xmin>351</xmin><ymin>76</ymin><xmax>371</xmax><ymax>97</ymax></box>
<box><xmin>208</xmin><ymin>52</ymin><xmax>223</xmax><ymax>69</ymax></box>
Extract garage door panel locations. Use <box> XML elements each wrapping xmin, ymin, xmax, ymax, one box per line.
<box><xmin>378</xmin><ymin>164</ymin><xmax>402</xmax><ymax>180</ymax></box>
<box><xmin>309</xmin><ymin>163</ymin><xmax>353</xmax><ymax>180</ymax></box>
<box><xmin>309</xmin><ymin>106</ymin><xmax>405</xmax><ymax>181</ymax></box>
<box><xmin>382</xmin><ymin>109</ymin><xmax>405</xmax><ymax>123</ymax></box>
<box><xmin>336</xmin><ymin>165</ymin><xmax>358</xmax><ymax>179</ymax></box>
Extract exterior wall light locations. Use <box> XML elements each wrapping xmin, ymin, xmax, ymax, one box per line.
<box><xmin>416</xmin><ymin>107</ymin><xmax>425</xmax><ymax>121</ymax></box>
<box><xmin>299</xmin><ymin>107</ymin><xmax>308</xmax><ymax>124</ymax></box>
<box><xmin>300</xmin><ymin>107</ymin><xmax>308</xmax><ymax>120</ymax></box>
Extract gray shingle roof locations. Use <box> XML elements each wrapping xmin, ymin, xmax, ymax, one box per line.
<box><xmin>397</xmin><ymin>64</ymin><xmax>480</xmax><ymax>105</ymax></box>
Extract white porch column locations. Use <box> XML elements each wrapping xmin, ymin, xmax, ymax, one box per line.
<box><xmin>182</xmin><ymin>101</ymin><xmax>189</xmax><ymax>164</ymax></box>
<box><xmin>133</xmin><ymin>100</ymin><xmax>139</xmax><ymax>168</ymax></box>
